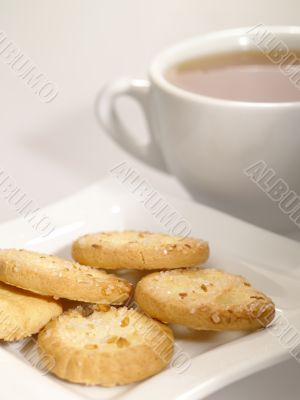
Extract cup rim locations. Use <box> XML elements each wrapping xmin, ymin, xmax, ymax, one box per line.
<box><xmin>149</xmin><ymin>25</ymin><xmax>300</xmax><ymax>108</ymax></box>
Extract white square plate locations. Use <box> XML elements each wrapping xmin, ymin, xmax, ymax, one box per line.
<box><xmin>1</xmin><ymin>178</ymin><xmax>300</xmax><ymax>400</ymax></box>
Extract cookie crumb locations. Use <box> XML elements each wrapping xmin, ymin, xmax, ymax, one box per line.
<box><xmin>120</xmin><ymin>316</ymin><xmax>130</xmax><ymax>327</ymax></box>
<box><xmin>96</xmin><ymin>304</ymin><xmax>110</xmax><ymax>312</ymax></box>
<box><xmin>80</xmin><ymin>306</ymin><xmax>94</xmax><ymax>317</ymax></box>
<box><xmin>250</xmin><ymin>295</ymin><xmax>265</xmax><ymax>300</ymax></box>
<box><xmin>200</xmin><ymin>284</ymin><xmax>208</xmax><ymax>292</ymax></box>
<box><xmin>117</xmin><ymin>337</ymin><xmax>129</xmax><ymax>348</ymax></box>
<box><xmin>85</xmin><ymin>344</ymin><xmax>98</xmax><ymax>350</ymax></box>
<box><xmin>210</xmin><ymin>313</ymin><xmax>221</xmax><ymax>324</ymax></box>
<box><xmin>107</xmin><ymin>335</ymin><xmax>118</xmax><ymax>344</ymax></box>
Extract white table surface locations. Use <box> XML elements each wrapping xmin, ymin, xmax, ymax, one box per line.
<box><xmin>1</xmin><ymin>1</ymin><xmax>300</xmax><ymax>398</ymax></box>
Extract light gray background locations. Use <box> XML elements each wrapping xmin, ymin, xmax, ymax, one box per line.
<box><xmin>0</xmin><ymin>0</ymin><xmax>299</xmax><ymax>398</ymax></box>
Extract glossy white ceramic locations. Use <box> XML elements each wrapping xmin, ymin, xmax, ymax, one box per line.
<box><xmin>97</xmin><ymin>26</ymin><xmax>300</xmax><ymax>232</ymax></box>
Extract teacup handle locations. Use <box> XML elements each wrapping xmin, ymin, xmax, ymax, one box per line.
<box><xmin>96</xmin><ymin>78</ymin><xmax>168</xmax><ymax>172</ymax></box>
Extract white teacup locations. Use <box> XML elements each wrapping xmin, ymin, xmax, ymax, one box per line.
<box><xmin>97</xmin><ymin>26</ymin><xmax>300</xmax><ymax>233</ymax></box>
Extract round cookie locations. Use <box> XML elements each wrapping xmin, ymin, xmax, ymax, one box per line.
<box><xmin>135</xmin><ymin>268</ymin><xmax>275</xmax><ymax>331</ymax></box>
<box><xmin>0</xmin><ymin>249</ymin><xmax>132</xmax><ymax>305</ymax></box>
<box><xmin>72</xmin><ymin>230</ymin><xmax>209</xmax><ymax>270</ymax></box>
<box><xmin>38</xmin><ymin>306</ymin><xmax>174</xmax><ymax>386</ymax></box>
<box><xmin>0</xmin><ymin>282</ymin><xmax>62</xmax><ymax>341</ymax></box>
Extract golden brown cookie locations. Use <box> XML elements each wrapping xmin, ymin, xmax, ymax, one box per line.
<box><xmin>135</xmin><ymin>268</ymin><xmax>275</xmax><ymax>331</ymax></box>
<box><xmin>72</xmin><ymin>230</ymin><xmax>209</xmax><ymax>270</ymax></box>
<box><xmin>0</xmin><ymin>282</ymin><xmax>62</xmax><ymax>341</ymax></box>
<box><xmin>38</xmin><ymin>306</ymin><xmax>174</xmax><ymax>386</ymax></box>
<box><xmin>0</xmin><ymin>249</ymin><xmax>132</xmax><ymax>305</ymax></box>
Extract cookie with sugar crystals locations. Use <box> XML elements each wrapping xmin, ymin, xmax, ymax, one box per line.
<box><xmin>72</xmin><ymin>230</ymin><xmax>209</xmax><ymax>270</ymax></box>
<box><xmin>38</xmin><ymin>306</ymin><xmax>174</xmax><ymax>386</ymax></box>
<box><xmin>135</xmin><ymin>268</ymin><xmax>275</xmax><ymax>331</ymax></box>
<box><xmin>0</xmin><ymin>281</ymin><xmax>62</xmax><ymax>341</ymax></box>
<box><xmin>0</xmin><ymin>249</ymin><xmax>132</xmax><ymax>304</ymax></box>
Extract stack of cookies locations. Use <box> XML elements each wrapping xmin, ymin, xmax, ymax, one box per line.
<box><xmin>0</xmin><ymin>230</ymin><xmax>275</xmax><ymax>387</ymax></box>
